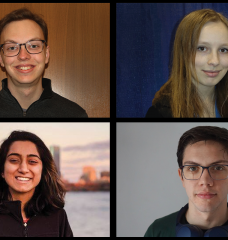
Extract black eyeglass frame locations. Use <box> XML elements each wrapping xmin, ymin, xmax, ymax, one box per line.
<box><xmin>0</xmin><ymin>40</ymin><xmax>47</xmax><ymax>57</ymax></box>
<box><xmin>180</xmin><ymin>164</ymin><xmax>228</xmax><ymax>180</ymax></box>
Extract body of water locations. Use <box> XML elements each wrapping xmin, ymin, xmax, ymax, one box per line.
<box><xmin>64</xmin><ymin>191</ymin><xmax>110</xmax><ymax>237</ymax></box>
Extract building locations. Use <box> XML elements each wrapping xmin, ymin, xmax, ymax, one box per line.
<box><xmin>80</xmin><ymin>166</ymin><xmax>97</xmax><ymax>182</ymax></box>
<box><xmin>50</xmin><ymin>145</ymin><xmax>60</xmax><ymax>176</ymax></box>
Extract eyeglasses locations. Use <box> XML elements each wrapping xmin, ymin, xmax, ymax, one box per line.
<box><xmin>180</xmin><ymin>165</ymin><xmax>228</xmax><ymax>180</ymax></box>
<box><xmin>0</xmin><ymin>40</ymin><xmax>47</xmax><ymax>57</ymax></box>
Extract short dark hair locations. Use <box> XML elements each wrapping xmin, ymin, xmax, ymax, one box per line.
<box><xmin>177</xmin><ymin>126</ymin><xmax>228</xmax><ymax>168</ymax></box>
<box><xmin>0</xmin><ymin>131</ymin><xmax>65</xmax><ymax>217</ymax></box>
<box><xmin>0</xmin><ymin>7</ymin><xmax>48</xmax><ymax>43</ymax></box>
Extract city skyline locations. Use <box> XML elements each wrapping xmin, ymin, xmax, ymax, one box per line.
<box><xmin>0</xmin><ymin>123</ymin><xmax>110</xmax><ymax>183</ymax></box>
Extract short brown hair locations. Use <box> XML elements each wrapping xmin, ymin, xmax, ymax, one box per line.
<box><xmin>0</xmin><ymin>7</ymin><xmax>48</xmax><ymax>43</ymax></box>
<box><xmin>177</xmin><ymin>126</ymin><xmax>228</xmax><ymax>168</ymax></box>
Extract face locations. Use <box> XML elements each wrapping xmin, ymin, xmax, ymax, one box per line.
<box><xmin>0</xmin><ymin>19</ymin><xmax>50</xmax><ymax>87</ymax></box>
<box><xmin>2</xmin><ymin>141</ymin><xmax>43</xmax><ymax>200</ymax></box>
<box><xmin>178</xmin><ymin>140</ymin><xmax>228</xmax><ymax>213</ymax></box>
<box><xmin>193</xmin><ymin>21</ymin><xmax>228</xmax><ymax>88</ymax></box>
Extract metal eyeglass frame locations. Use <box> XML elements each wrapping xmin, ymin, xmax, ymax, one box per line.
<box><xmin>180</xmin><ymin>164</ymin><xmax>228</xmax><ymax>180</ymax></box>
<box><xmin>0</xmin><ymin>40</ymin><xmax>47</xmax><ymax>57</ymax></box>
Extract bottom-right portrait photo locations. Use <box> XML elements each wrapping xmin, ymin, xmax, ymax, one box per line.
<box><xmin>117</xmin><ymin>122</ymin><xmax>228</xmax><ymax>237</ymax></box>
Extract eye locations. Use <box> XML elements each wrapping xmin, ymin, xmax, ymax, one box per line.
<box><xmin>9</xmin><ymin>159</ymin><xmax>19</xmax><ymax>163</ymax></box>
<box><xmin>29</xmin><ymin>160</ymin><xmax>38</xmax><ymax>164</ymax></box>
<box><xmin>197</xmin><ymin>46</ymin><xmax>207</xmax><ymax>52</ymax></box>
<box><xmin>220</xmin><ymin>48</ymin><xmax>228</xmax><ymax>53</ymax></box>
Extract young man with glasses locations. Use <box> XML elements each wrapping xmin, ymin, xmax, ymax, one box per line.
<box><xmin>144</xmin><ymin>126</ymin><xmax>228</xmax><ymax>237</ymax></box>
<box><xmin>0</xmin><ymin>8</ymin><xmax>88</xmax><ymax>117</ymax></box>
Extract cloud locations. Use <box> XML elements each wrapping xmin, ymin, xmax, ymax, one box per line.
<box><xmin>62</xmin><ymin>140</ymin><xmax>110</xmax><ymax>152</ymax></box>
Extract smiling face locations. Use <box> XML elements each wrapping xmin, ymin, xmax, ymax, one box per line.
<box><xmin>2</xmin><ymin>141</ymin><xmax>43</xmax><ymax>200</ymax></box>
<box><xmin>178</xmin><ymin>140</ymin><xmax>228</xmax><ymax>214</ymax></box>
<box><xmin>193</xmin><ymin>21</ymin><xmax>228</xmax><ymax>88</ymax></box>
<box><xmin>0</xmin><ymin>19</ymin><xmax>49</xmax><ymax>87</ymax></box>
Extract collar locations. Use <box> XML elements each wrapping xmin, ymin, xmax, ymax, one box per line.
<box><xmin>2</xmin><ymin>200</ymin><xmax>23</xmax><ymax>222</ymax></box>
<box><xmin>1</xmin><ymin>78</ymin><xmax>53</xmax><ymax>100</ymax></box>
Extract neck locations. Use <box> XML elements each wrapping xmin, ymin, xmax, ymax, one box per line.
<box><xmin>186</xmin><ymin>200</ymin><xmax>228</xmax><ymax>230</ymax></box>
<box><xmin>7</xmin><ymin>77</ymin><xmax>43</xmax><ymax>110</ymax></box>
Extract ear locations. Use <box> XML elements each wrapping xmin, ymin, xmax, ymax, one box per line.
<box><xmin>178</xmin><ymin>168</ymin><xmax>185</xmax><ymax>187</ymax></box>
<box><xmin>1</xmin><ymin>173</ymin><xmax>4</xmax><ymax>178</ymax></box>
<box><xmin>0</xmin><ymin>54</ymin><xmax>4</xmax><ymax>68</ymax></box>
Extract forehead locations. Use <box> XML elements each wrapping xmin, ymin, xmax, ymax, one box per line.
<box><xmin>1</xmin><ymin>19</ymin><xmax>44</xmax><ymax>43</ymax></box>
<box><xmin>198</xmin><ymin>21</ymin><xmax>228</xmax><ymax>44</ymax></box>
<box><xmin>183</xmin><ymin>140</ymin><xmax>228</xmax><ymax>164</ymax></box>
<box><xmin>8</xmin><ymin>141</ymin><xmax>39</xmax><ymax>155</ymax></box>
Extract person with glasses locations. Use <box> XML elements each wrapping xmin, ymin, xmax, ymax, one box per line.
<box><xmin>0</xmin><ymin>8</ymin><xmax>88</xmax><ymax>118</ymax></box>
<box><xmin>144</xmin><ymin>126</ymin><xmax>228</xmax><ymax>237</ymax></box>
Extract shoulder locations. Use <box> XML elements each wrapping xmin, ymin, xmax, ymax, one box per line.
<box><xmin>144</xmin><ymin>211</ymin><xmax>178</xmax><ymax>237</ymax></box>
<box><xmin>50</xmin><ymin>91</ymin><xmax>88</xmax><ymax>118</ymax></box>
<box><xmin>145</xmin><ymin>95</ymin><xmax>172</xmax><ymax>118</ymax></box>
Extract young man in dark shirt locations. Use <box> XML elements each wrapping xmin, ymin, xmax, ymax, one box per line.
<box><xmin>0</xmin><ymin>8</ymin><xmax>88</xmax><ymax>118</ymax></box>
<box><xmin>145</xmin><ymin>126</ymin><xmax>228</xmax><ymax>237</ymax></box>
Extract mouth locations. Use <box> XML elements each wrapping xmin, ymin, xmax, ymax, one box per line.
<box><xmin>197</xmin><ymin>192</ymin><xmax>216</xmax><ymax>199</ymax></box>
<box><xmin>202</xmin><ymin>70</ymin><xmax>220</xmax><ymax>77</ymax></box>
<box><xmin>14</xmin><ymin>65</ymin><xmax>35</xmax><ymax>73</ymax></box>
<box><xmin>15</xmin><ymin>176</ymin><xmax>32</xmax><ymax>182</ymax></box>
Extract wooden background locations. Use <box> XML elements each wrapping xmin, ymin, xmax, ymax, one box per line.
<box><xmin>0</xmin><ymin>3</ymin><xmax>110</xmax><ymax>118</ymax></box>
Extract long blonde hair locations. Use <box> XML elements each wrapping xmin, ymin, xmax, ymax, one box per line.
<box><xmin>152</xmin><ymin>9</ymin><xmax>228</xmax><ymax>117</ymax></box>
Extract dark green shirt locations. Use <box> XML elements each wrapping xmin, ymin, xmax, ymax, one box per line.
<box><xmin>144</xmin><ymin>211</ymin><xmax>179</xmax><ymax>237</ymax></box>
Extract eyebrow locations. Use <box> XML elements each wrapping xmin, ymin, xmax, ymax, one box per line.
<box><xmin>198</xmin><ymin>41</ymin><xmax>228</xmax><ymax>46</ymax></box>
<box><xmin>183</xmin><ymin>160</ymin><xmax>228</xmax><ymax>165</ymax></box>
<box><xmin>7</xmin><ymin>153</ymin><xmax>41</xmax><ymax>160</ymax></box>
<box><xmin>4</xmin><ymin>38</ymin><xmax>42</xmax><ymax>44</ymax></box>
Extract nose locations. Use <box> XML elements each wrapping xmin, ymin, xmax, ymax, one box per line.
<box><xmin>17</xmin><ymin>44</ymin><xmax>31</xmax><ymax>60</ymax></box>
<box><xmin>198</xmin><ymin>167</ymin><xmax>213</xmax><ymax>186</ymax></box>
<box><xmin>18</xmin><ymin>161</ymin><xmax>29</xmax><ymax>174</ymax></box>
<box><xmin>207</xmin><ymin>50</ymin><xmax>219</xmax><ymax>67</ymax></box>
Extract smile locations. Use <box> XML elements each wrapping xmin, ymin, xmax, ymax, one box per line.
<box><xmin>15</xmin><ymin>177</ymin><xmax>32</xmax><ymax>182</ymax></box>
<box><xmin>202</xmin><ymin>70</ymin><xmax>220</xmax><ymax>77</ymax></box>
<box><xmin>15</xmin><ymin>65</ymin><xmax>35</xmax><ymax>73</ymax></box>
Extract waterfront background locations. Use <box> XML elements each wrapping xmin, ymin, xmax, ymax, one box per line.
<box><xmin>64</xmin><ymin>191</ymin><xmax>110</xmax><ymax>237</ymax></box>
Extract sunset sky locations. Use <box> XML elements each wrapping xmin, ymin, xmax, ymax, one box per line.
<box><xmin>0</xmin><ymin>122</ymin><xmax>110</xmax><ymax>183</ymax></box>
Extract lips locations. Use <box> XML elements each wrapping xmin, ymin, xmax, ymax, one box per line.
<box><xmin>203</xmin><ymin>70</ymin><xmax>220</xmax><ymax>77</ymax></box>
<box><xmin>15</xmin><ymin>64</ymin><xmax>35</xmax><ymax>69</ymax></box>
<box><xmin>197</xmin><ymin>192</ymin><xmax>216</xmax><ymax>199</ymax></box>
<box><xmin>14</xmin><ymin>64</ymin><xmax>35</xmax><ymax>73</ymax></box>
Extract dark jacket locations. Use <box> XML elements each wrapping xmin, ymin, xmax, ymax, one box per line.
<box><xmin>0</xmin><ymin>200</ymin><xmax>73</xmax><ymax>237</ymax></box>
<box><xmin>145</xmin><ymin>95</ymin><xmax>172</xmax><ymax>118</ymax></box>
<box><xmin>144</xmin><ymin>211</ymin><xmax>178</xmax><ymax>237</ymax></box>
<box><xmin>0</xmin><ymin>78</ymin><xmax>88</xmax><ymax>118</ymax></box>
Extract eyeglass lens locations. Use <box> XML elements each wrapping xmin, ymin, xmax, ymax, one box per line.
<box><xmin>2</xmin><ymin>41</ymin><xmax>44</xmax><ymax>56</ymax></box>
<box><xmin>183</xmin><ymin>165</ymin><xmax>228</xmax><ymax>180</ymax></box>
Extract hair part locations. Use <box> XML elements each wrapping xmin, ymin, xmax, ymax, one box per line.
<box><xmin>152</xmin><ymin>9</ymin><xmax>228</xmax><ymax>117</ymax></box>
<box><xmin>0</xmin><ymin>131</ymin><xmax>66</xmax><ymax>217</ymax></box>
<box><xmin>0</xmin><ymin>7</ymin><xmax>48</xmax><ymax>44</ymax></box>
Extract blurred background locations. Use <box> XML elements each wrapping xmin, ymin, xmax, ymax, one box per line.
<box><xmin>0</xmin><ymin>122</ymin><xmax>110</xmax><ymax>237</ymax></box>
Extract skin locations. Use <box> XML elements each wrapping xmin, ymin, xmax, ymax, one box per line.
<box><xmin>178</xmin><ymin>140</ymin><xmax>228</xmax><ymax>229</ymax></box>
<box><xmin>1</xmin><ymin>141</ymin><xmax>43</xmax><ymax>220</ymax></box>
<box><xmin>192</xmin><ymin>21</ymin><xmax>228</xmax><ymax>116</ymax></box>
<box><xmin>0</xmin><ymin>19</ymin><xmax>50</xmax><ymax>109</ymax></box>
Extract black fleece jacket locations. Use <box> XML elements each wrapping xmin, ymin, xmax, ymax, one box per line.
<box><xmin>0</xmin><ymin>78</ymin><xmax>88</xmax><ymax>118</ymax></box>
<box><xmin>145</xmin><ymin>95</ymin><xmax>172</xmax><ymax>118</ymax></box>
<box><xmin>0</xmin><ymin>200</ymin><xmax>73</xmax><ymax>237</ymax></box>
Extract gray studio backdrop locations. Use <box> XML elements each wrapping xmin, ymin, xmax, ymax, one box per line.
<box><xmin>117</xmin><ymin>122</ymin><xmax>228</xmax><ymax>237</ymax></box>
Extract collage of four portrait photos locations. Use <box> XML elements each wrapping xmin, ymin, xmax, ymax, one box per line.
<box><xmin>117</xmin><ymin>3</ymin><xmax>228</xmax><ymax>238</ymax></box>
<box><xmin>0</xmin><ymin>3</ymin><xmax>110</xmax><ymax>237</ymax></box>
